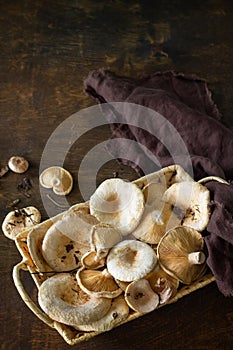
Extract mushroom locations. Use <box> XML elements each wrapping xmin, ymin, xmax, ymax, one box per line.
<box><xmin>89</xmin><ymin>178</ymin><xmax>145</xmax><ymax>235</ymax></box>
<box><xmin>157</xmin><ymin>226</ymin><xmax>207</xmax><ymax>284</ymax></box>
<box><xmin>106</xmin><ymin>240</ymin><xmax>158</xmax><ymax>282</ymax></box>
<box><xmin>125</xmin><ymin>279</ymin><xmax>159</xmax><ymax>314</ymax></box>
<box><xmin>81</xmin><ymin>251</ymin><xmax>106</xmax><ymax>270</ymax></box>
<box><xmin>132</xmin><ymin>198</ymin><xmax>181</xmax><ymax>244</ymax></box>
<box><xmin>75</xmin><ymin>296</ymin><xmax>129</xmax><ymax>332</ymax></box>
<box><xmin>146</xmin><ymin>267</ymin><xmax>179</xmax><ymax>304</ymax></box>
<box><xmin>39</xmin><ymin>166</ymin><xmax>73</xmax><ymax>195</ymax></box>
<box><xmin>41</xmin><ymin>222</ymin><xmax>89</xmax><ymax>272</ymax></box>
<box><xmin>52</xmin><ymin>209</ymin><xmax>99</xmax><ymax>246</ymax></box>
<box><xmin>38</xmin><ymin>273</ymin><xmax>112</xmax><ymax>326</ymax></box>
<box><xmin>76</xmin><ymin>267</ymin><xmax>122</xmax><ymax>298</ymax></box>
<box><xmin>162</xmin><ymin>181</ymin><xmax>210</xmax><ymax>231</ymax></box>
<box><xmin>2</xmin><ymin>206</ymin><xmax>41</xmax><ymax>240</ymax></box>
<box><xmin>8</xmin><ymin>156</ymin><xmax>29</xmax><ymax>173</ymax></box>
<box><xmin>90</xmin><ymin>223</ymin><xmax>123</xmax><ymax>259</ymax></box>
<box><xmin>27</xmin><ymin>224</ymin><xmax>54</xmax><ymax>274</ymax></box>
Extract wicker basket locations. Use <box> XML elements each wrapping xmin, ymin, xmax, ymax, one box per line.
<box><xmin>12</xmin><ymin>173</ymin><xmax>228</xmax><ymax>346</ymax></box>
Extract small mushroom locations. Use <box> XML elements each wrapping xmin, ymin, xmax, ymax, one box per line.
<box><xmin>162</xmin><ymin>181</ymin><xmax>210</xmax><ymax>231</ymax></box>
<box><xmin>8</xmin><ymin>156</ymin><xmax>29</xmax><ymax>173</ymax></box>
<box><xmin>146</xmin><ymin>267</ymin><xmax>179</xmax><ymax>304</ymax></box>
<box><xmin>89</xmin><ymin>178</ymin><xmax>145</xmax><ymax>235</ymax></box>
<box><xmin>75</xmin><ymin>295</ymin><xmax>129</xmax><ymax>332</ymax></box>
<box><xmin>2</xmin><ymin>206</ymin><xmax>41</xmax><ymax>240</ymax></box>
<box><xmin>157</xmin><ymin>226</ymin><xmax>207</xmax><ymax>284</ymax></box>
<box><xmin>39</xmin><ymin>166</ymin><xmax>73</xmax><ymax>195</ymax></box>
<box><xmin>90</xmin><ymin>223</ymin><xmax>123</xmax><ymax>259</ymax></box>
<box><xmin>38</xmin><ymin>273</ymin><xmax>112</xmax><ymax>326</ymax></box>
<box><xmin>41</xmin><ymin>222</ymin><xmax>89</xmax><ymax>272</ymax></box>
<box><xmin>125</xmin><ymin>279</ymin><xmax>159</xmax><ymax>314</ymax></box>
<box><xmin>106</xmin><ymin>240</ymin><xmax>158</xmax><ymax>282</ymax></box>
<box><xmin>76</xmin><ymin>267</ymin><xmax>122</xmax><ymax>298</ymax></box>
<box><xmin>81</xmin><ymin>251</ymin><xmax>106</xmax><ymax>270</ymax></box>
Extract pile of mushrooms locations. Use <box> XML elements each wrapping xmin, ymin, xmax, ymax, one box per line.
<box><xmin>33</xmin><ymin>165</ymin><xmax>210</xmax><ymax>331</ymax></box>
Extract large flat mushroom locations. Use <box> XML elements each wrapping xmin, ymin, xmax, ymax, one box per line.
<box><xmin>38</xmin><ymin>273</ymin><xmax>111</xmax><ymax>326</ymax></box>
<box><xmin>89</xmin><ymin>178</ymin><xmax>145</xmax><ymax>236</ymax></box>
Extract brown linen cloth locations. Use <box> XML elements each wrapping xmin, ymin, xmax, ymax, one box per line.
<box><xmin>84</xmin><ymin>69</ymin><xmax>233</xmax><ymax>296</ymax></box>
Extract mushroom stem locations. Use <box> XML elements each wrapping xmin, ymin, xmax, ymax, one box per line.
<box><xmin>188</xmin><ymin>252</ymin><xmax>206</xmax><ymax>265</ymax></box>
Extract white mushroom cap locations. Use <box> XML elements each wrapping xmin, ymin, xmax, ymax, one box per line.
<box><xmin>90</xmin><ymin>223</ymin><xmax>123</xmax><ymax>259</ymax></box>
<box><xmin>157</xmin><ymin>226</ymin><xmax>207</xmax><ymax>284</ymax></box>
<box><xmin>75</xmin><ymin>296</ymin><xmax>129</xmax><ymax>332</ymax></box>
<box><xmin>39</xmin><ymin>166</ymin><xmax>73</xmax><ymax>195</ymax></box>
<box><xmin>106</xmin><ymin>240</ymin><xmax>158</xmax><ymax>282</ymax></box>
<box><xmin>2</xmin><ymin>206</ymin><xmax>41</xmax><ymax>240</ymax></box>
<box><xmin>163</xmin><ymin>181</ymin><xmax>210</xmax><ymax>231</ymax></box>
<box><xmin>41</xmin><ymin>222</ymin><xmax>89</xmax><ymax>272</ymax></box>
<box><xmin>38</xmin><ymin>273</ymin><xmax>111</xmax><ymax>326</ymax></box>
<box><xmin>53</xmin><ymin>209</ymin><xmax>99</xmax><ymax>246</ymax></box>
<box><xmin>89</xmin><ymin>178</ymin><xmax>145</xmax><ymax>235</ymax></box>
<box><xmin>76</xmin><ymin>267</ymin><xmax>122</xmax><ymax>298</ymax></box>
<box><xmin>125</xmin><ymin>279</ymin><xmax>159</xmax><ymax>314</ymax></box>
<box><xmin>8</xmin><ymin>156</ymin><xmax>29</xmax><ymax>173</ymax></box>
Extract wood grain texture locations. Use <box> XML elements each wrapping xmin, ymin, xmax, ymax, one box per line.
<box><xmin>1</xmin><ymin>1</ymin><xmax>233</xmax><ymax>349</ymax></box>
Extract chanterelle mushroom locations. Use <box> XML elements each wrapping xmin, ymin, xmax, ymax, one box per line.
<box><xmin>125</xmin><ymin>279</ymin><xmax>159</xmax><ymax>314</ymax></box>
<box><xmin>8</xmin><ymin>156</ymin><xmax>29</xmax><ymax>173</ymax></box>
<box><xmin>39</xmin><ymin>166</ymin><xmax>73</xmax><ymax>195</ymax></box>
<box><xmin>89</xmin><ymin>178</ymin><xmax>145</xmax><ymax>235</ymax></box>
<box><xmin>162</xmin><ymin>181</ymin><xmax>210</xmax><ymax>231</ymax></box>
<box><xmin>157</xmin><ymin>226</ymin><xmax>207</xmax><ymax>284</ymax></box>
<box><xmin>2</xmin><ymin>206</ymin><xmax>41</xmax><ymax>240</ymax></box>
<box><xmin>106</xmin><ymin>240</ymin><xmax>158</xmax><ymax>282</ymax></box>
<box><xmin>38</xmin><ymin>273</ymin><xmax>111</xmax><ymax>326</ymax></box>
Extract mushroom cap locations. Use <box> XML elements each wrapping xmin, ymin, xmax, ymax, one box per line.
<box><xmin>75</xmin><ymin>295</ymin><xmax>129</xmax><ymax>332</ymax></box>
<box><xmin>125</xmin><ymin>279</ymin><xmax>159</xmax><ymax>314</ymax></box>
<box><xmin>163</xmin><ymin>181</ymin><xmax>210</xmax><ymax>231</ymax></box>
<box><xmin>157</xmin><ymin>226</ymin><xmax>207</xmax><ymax>284</ymax></box>
<box><xmin>27</xmin><ymin>225</ymin><xmax>54</xmax><ymax>273</ymax></box>
<box><xmin>132</xmin><ymin>200</ymin><xmax>181</xmax><ymax>244</ymax></box>
<box><xmin>2</xmin><ymin>206</ymin><xmax>41</xmax><ymax>240</ymax></box>
<box><xmin>76</xmin><ymin>267</ymin><xmax>122</xmax><ymax>298</ymax></box>
<box><xmin>146</xmin><ymin>267</ymin><xmax>179</xmax><ymax>304</ymax></box>
<box><xmin>8</xmin><ymin>156</ymin><xmax>29</xmax><ymax>173</ymax></box>
<box><xmin>106</xmin><ymin>240</ymin><xmax>158</xmax><ymax>282</ymax></box>
<box><xmin>39</xmin><ymin>166</ymin><xmax>73</xmax><ymax>195</ymax></box>
<box><xmin>90</xmin><ymin>223</ymin><xmax>123</xmax><ymax>259</ymax></box>
<box><xmin>41</xmin><ymin>221</ymin><xmax>89</xmax><ymax>272</ymax></box>
<box><xmin>53</xmin><ymin>209</ymin><xmax>99</xmax><ymax>246</ymax></box>
<box><xmin>89</xmin><ymin>178</ymin><xmax>145</xmax><ymax>235</ymax></box>
<box><xmin>38</xmin><ymin>273</ymin><xmax>111</xmax><ymax>326</ymax></box>
<box><xmin>81</xmin><ymin>251</ymin><xmax>106</xmax><ymax>270</ymax></box>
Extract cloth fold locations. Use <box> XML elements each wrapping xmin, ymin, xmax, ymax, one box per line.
<box><xmin>84</xmin><ymin>69</ymin><xmax>233</xmax><ymax>296</ymax></box>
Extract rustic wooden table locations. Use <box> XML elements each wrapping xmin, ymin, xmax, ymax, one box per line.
<box><xmin>1</xmin><ymin>1</ymin><xmax>233</xmax><ymax>349</ymax></box>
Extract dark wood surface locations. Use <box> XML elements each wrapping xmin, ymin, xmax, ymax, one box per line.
<box><xmin>1</xmin><ymin>1</ymin><xmax>233</xmax><ymax>349</ymax></box>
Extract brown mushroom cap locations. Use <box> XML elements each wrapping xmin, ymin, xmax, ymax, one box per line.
<box><xmin>76</xmin><ymin>267</ymin><xmax>122</xmax><ymax>298</ymax></box>
<box><xmin>39</xmin><ymin>166</ymin><xmax>73</xmax><ymax>195</ymax></box>
<box><xmin>81</xmin><ymin>251</ymin><xmax>106</xmax><ymax>270</ymax></box>
<box><xmin>8</xmin><ymin>156</ymin><xmax>29</xmax><ymax>173</ymax></box>
<box><xmin>157</xmin><ymin>226</ymin><xmax>207</xmax><ymax>284</ymax></box>
<box><xmin>125</xmin><ymin>279</ymin><xmax>159</xmax><ymax>314</ymax></box>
